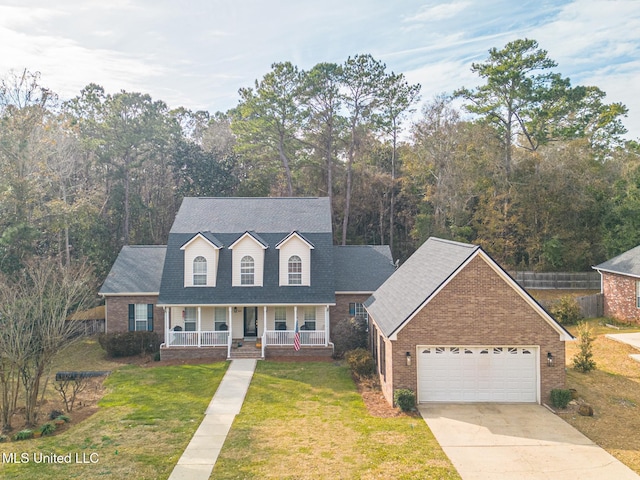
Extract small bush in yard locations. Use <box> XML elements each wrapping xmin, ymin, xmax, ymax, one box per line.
<box><xmin>14</xmin><ymin>429</ymin><xmax>33</xmax><ymax>441</ymax></box>
<box><xmin>332</xmin><ymin>317</ymin><xmax>368</xmax><ymax>358</ymax></box>
<box><xmin>345</xmin><ymin>348</ymin><xmax>375</xmax><ymax>378</ymax></box>
<box><xmin>573</xmin><ymin>321</ymin><xmax>596</xmax><ymax>373</ymax></box>
<box><xmin>550</xmin><ymin>389</ymin><xmax>572</xmax><ymax>409</ymax></box>
<box><xmin>549</xmin><ymin>296</ymin><xmax>582</xmax><ymax>325</ymax></box>
<box><xmin>394</xmin><ymin>389</ymin><xmax>416</xmax><ymax>411</ymax></box>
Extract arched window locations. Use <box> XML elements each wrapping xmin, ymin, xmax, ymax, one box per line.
<box><xmin>193</xmin><ymin>256</ymin><xmax>207</xmax><ymax>285</ymax></box>
<box><xmin>288</xmin><ymin>255</ymin><xmax>302</xmax><ymax>285</ymax></box>
<box><xmin>240</xmin><ymin>256</ymin><xmax>254</xmax><ymax>285</ymax></box>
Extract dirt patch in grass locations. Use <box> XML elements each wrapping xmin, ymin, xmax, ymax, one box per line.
<box><xmin>355</xmin><ymin>377</ymin><xmax>420</xmax><ymax>418</ymax></box>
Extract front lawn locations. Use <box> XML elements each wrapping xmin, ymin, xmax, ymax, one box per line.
<box><xmin>0</xmin><ymin>360</ymin><xmax>228</xmax><ymax>480</ymax></box>
<box><xmin>564</xmin><ymin>319</ymin><xmax>640</xmax><ymax>474</ymax></box>
<box><xmin>213</xmin><ymin>362</ymin><xmax>459</xmax><ymax>480</ymax></box>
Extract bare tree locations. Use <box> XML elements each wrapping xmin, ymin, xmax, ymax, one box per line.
<box><xmin>0</xmin><ymin>257</ymin><xmax>94</xmax><ymax>428</ymax></box>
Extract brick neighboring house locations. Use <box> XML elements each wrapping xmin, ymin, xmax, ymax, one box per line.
<box><xmin>593</xmin><ymin>244</ymin><xmax>640</xmax><ymax>323</ymax></box>
<box><xmin>99</xmin><ymin>197</ymin><xmax>396</xmax><ymax>360</ymax></box>
<box><xmin>365</xmin><ymin>237</ymin><xmax>573</xmax><ymax>407</ymax></box>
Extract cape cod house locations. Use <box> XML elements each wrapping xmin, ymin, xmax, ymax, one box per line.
<box><xmin>99</xmin><ymin>197</ymin><xmax>396</xmax><ymax>360</ymax></box>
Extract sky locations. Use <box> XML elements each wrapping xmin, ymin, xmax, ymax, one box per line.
<box><xmin>1</xmin><ymin>0</ymin><xmax>639</xmax><ymax>138</ymax></box>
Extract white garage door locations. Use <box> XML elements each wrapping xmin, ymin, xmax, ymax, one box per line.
<box><xmin>418</xmin><ymin>346</ymin><xmax>538</xmax><ymax>403</ymax></box>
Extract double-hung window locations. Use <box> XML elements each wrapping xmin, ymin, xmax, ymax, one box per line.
<box><xmin>215</xmin><ymin>307</ymin><xmax>228</xmax><ymax>331</ymax></box>
<box><xmin>193</xmin><ymin>256</ymin><xmax>207</xmax><ymax>285</ymax></box>
<box><xmin>303</xmin><ymin>307</ymin><xmax>316</xmax><ymax>331</ymax></box>
<box><xmin>241</xmin><ymin>256</ymin><xmax>255</xmax><ymax>285</ymax></box>
<box><xmin>636</xmin><ymin>281</ymin><xmax>640</xmax><ymax>308</ymax></box>
<box><xmin>349</xmin><ymin>302</ymin><xmax>368</xmax><ymax>320</ymax></box>
<box><xmin>128</xmin><ymin>304</ymin><xmax>153</xmax><ymax>331</ymax></box>
<box><xmin>184</xmin><ymin>307</ymin><xmax>197</xmax><ymax>331</ymax></box>
<box><xmin>288</xmin><ymin>255</ymin><xmax>302</xmax><ymax>285</ymax></box>
<box><xmin>275</xmin><ymin>307</ymin><xmax>287</xmax><ymax>330</ymax></box>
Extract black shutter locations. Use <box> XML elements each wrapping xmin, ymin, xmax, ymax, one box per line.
<box><xmin>147</xmin><ymin>304</ymin><xmax>154</xmax><ymax>332</ymax></box>
<box><xmin>128</xmin><ymin>304</ymin><xmax>135</xmax><ymax>331</ymax></box>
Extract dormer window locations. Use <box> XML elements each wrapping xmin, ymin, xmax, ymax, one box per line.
<box><xmin>241</xmin><ymin>256</ymin><xmax>255</xmax><ymax>285</ymax></box>
<box><xmin>288</xmin><ymin>255</ymin><xmax>302</xmax><ymax>285</ymax></box>
<box><xmin>193</xmin><ymin>256</ymin><xmax>207</xmax><ymax>285</ymax></box>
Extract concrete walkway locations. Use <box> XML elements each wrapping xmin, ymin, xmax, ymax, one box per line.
<box><xmin>606</xmin><ymin>332</ymin><xmax>640</xmax><ymax>363</ymax></box>
<box><xmin>168</xmin><ymin>359</ymin><xmax>256</xmax><ymax>480</ymax></box>
<box><xmin>420</xmin><ymin>404</ymin><xmax>639</xmax><ymax>480</ymax></box>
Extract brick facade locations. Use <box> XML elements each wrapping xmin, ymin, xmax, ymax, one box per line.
<box><xmin>371</xmin><ymin>255</ymin><xmax>566</xmax><ymax>406</ymax></box>
<box><xmin>105</xmin><ymin>295</ymin><xmax>165</xmax><ymax>338</ymax></box>
<box><xmin>330</xmin><ymin>293</ymin><xmax>371</xmax><ymax>341</ymax></box>
<box><xmin>602</xmin><ymin>272</ymin><xmax>640</xmax><ymax>323</ymax></box>
<box><xmin>159</xmin><ymin>346</ymin><xmax>227</xmax><ymax>361</ymax></box>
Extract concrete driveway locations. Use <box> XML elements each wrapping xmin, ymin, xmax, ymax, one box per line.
<box><xmin>419</xmin><ymin>404</ymin><xmax>639</xmax><ymax>480</ymax></box>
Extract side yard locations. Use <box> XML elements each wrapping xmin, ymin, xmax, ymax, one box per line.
<box><xmin>212</xmin><ymin>361</ymin><xmax>459</xmax><ymax>480</ymax></box>
<box><xmin>563</xmin><ymin>319</ymin><xmax>640</xmax><ymax>474</ymax></box>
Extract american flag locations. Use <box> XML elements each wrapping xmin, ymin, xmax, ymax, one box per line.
<box><xmin>293</xmin><ymin>317</ymin><xmax>300</xmax><ymax>351</ymax></box>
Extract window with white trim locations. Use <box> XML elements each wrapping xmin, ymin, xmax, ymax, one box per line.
<box><xmin>184</xmin><ymin>307</ymin><xmax>197</xmax><ymax>332</ymax></box>
<box><xmin>275</xmin><ymin>307</ymin><xmax>287</xmax><ymax>330</ymax></box>
<box><xmin>135</xmin><ymin>304</ymin><xmax>148</xmax><ymax>331</ymax></box>
<box><xmin>303</xmin><ymin>307</ymin><xmax>316</xmax><ymax>330</ymax></box>
<box><xmin>193</xmin><ymin>256</ymin><xmax>207</xmax><ymax>285</ymax></box>
<box><xmin>636</xmin><ymin>280</ymin><xmax>640</xmax><ymax>308</ymax></box>
<box><xmin>241</xmin><ymin>256</ymin><xmax>255</xmax><ymax>285</ymax></box>
<box><xmin>215</xmin><ymin>307</ymin><xmax>228</xmax><ymax>331</ymax></box>
<box><xmin>349</xmin><ymin>302</ymin><xmax>368</xmax><ymax>320</ymax></box>
<box><xmin>288</xmin><ymin>255</ymin><xmax>302</xmax><ymax>285</ymax></box>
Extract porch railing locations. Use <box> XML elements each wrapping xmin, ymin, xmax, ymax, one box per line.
<box><xmin>169</xmin><ymin>331</ymin><xmax>228</xmax><ymax>347</ymax></box>
<box><xmin>264</xmin><ymin>330</ymin><xmax>326</xmax><ymax>346</ymax></box>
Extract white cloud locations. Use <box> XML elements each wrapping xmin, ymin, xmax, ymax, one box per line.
<box><xmin>404</xmin><ymin>2</ymin><xmax>471</xmax><ymax>23</ymax></box>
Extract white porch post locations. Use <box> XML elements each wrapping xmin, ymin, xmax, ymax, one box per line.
<box><xmin>325</xmin><ymin>305</ymin><xmax>330</xmax><ymax>347</ymax></box>
<box><xmin>197</xmin><ymin>307</ymin><xmax>202</xmax><ymax>347</ymax></box>
<box><xmin>263</xmin><ymin>305</ymin><xmax>267</xmax><ymax>356</ymax></box>
<box><xmin>294</xmin><ymin>305</ymin><xmax>298</xmax><ymax>346</ymax></box>
<box><xmin>227</xmin><ymin>306</ymin><xmax>233</xmax><ymax>358</ymax></box>
<box><xmin>164</xmin><ymin>307</ymin><xmax>169</xmax><ymax>347</ymax></box>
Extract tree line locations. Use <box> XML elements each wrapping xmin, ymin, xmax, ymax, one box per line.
<box><xmin>1</xmin><ymin>38</ymin><xmax>638</xmax><ymax>287</ymax></box>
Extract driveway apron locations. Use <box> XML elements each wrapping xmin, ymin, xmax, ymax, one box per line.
<box><xmin>168</xmin><ymin>359</ymin><xmax>256</xmax><ymax>480</ymax></box>
<box><xmin>420</xmin><ymin>404</ymin><xmax>639</xmax><ymax>480</ymax></box>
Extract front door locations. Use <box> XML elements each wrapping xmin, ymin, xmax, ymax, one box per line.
<box><xmin>243</xmin><ymin>307</ymin><xmax>258</xmax><ymax>338</ymax></box>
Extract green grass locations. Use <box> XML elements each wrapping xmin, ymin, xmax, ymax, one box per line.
<box><xmin>212</xmin><ymin>362</ymin><xmax>459</xmax><ymax>480</ymax></box>
<box><xmin>0</xmin><ymin>360</ymin><xmax>228</xmax><ymax>480</ymax></box>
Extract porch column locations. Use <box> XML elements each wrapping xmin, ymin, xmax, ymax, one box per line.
<box><xmin>164</xmin><ymin>307</ymin><xmax>169</xmax><ymax>347</ymax></box>
<box><xmin>325</xmin><ymin>305</ymin><xmax>330</xmax><ymax>347</ymax></box>
<box><xmin>227</xmin><ymin>306</ymin><xmax>233</xmax><ymax>358</ymax></box>
<box><xmin>197</xmin><ymin>306</ymin><xmax>202</xmax><ymax>348</ymax></box>
<box><xmin>294</xmin><ymin>305</ymin><xmax>298</xmax><ymax>346</ymax></box>
<box><xmin>263</xmin><ymin>305</ymin><xmax>267</xmax><ymax>339</ymax></box>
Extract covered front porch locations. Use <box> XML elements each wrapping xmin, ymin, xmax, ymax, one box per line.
<box><xmin>161</xmin><ymin>304</ymin><xmax>332</xmax><ymax>358</ymax></box>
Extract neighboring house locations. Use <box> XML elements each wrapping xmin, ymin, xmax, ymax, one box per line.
<box><xmin>99</xmin><ymin>197</ymin><xmax>396</xmax><ymax>360</ymax></box>
<box><xmin>365</xmin><ymin>237</ymin><xmax>573</xmax><ymax>407</ymax></box>
<box><xmin>593</xmin><ymin>244</ymin><xmax>640</xmax><ymax>323</ymax></box>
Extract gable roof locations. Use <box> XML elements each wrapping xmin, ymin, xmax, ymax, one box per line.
<box><xmin>365</xmin><ymin>237</ymin><xmax>572</xmax><ymax>341</ymax></box>
<box><xmin>276</xmin><ymin>231</ymin><xmax>315</xmax><ymax>249</ymax></box>
<box><xmin>593</xmin><ymin>244</ymin><xmax>640</xmax><ymax>278</ymax></box>
<box><xmin>170</xmin><ymin>197</ymin><xmax>332</xmax><ymax>234</ymax></box>
<box><xmin>333</xmin><ymin>245</ymin><xmax>395</xmax><ymax>292</ymax></box>
<box><xmin>228</xmin><ymin>231</ymin><xmax>269</xmax><ymax>249</ymax></box>
<box><xmin>180</xmin><ymin>232</ymin><xmax>223</xmax><ymax>250</ymax></box>
<box><xmin>99</xmin><ymin>245</ymin><xmax>166</xmax><ymax>295</ymax></box>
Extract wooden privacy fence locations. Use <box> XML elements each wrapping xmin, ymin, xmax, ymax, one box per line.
<box><xmin>575</xmin><ymin>293</ymin><xmax>604</xmax><ymax>318</ymax></box>
<box><xmin>509</xmin><ymin>271</ymin><xmax>600</xmax><ymax>290</ymax></box>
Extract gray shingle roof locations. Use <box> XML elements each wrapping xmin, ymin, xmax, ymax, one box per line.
<box><xmin>170</xmin><ymin>197</ymin><xmax>332</xmax><ymax>234</ymax></box>
<box><xmin>594</xmin><ymin>244</ymin><xmax>640</xmax><ymax>277</ymax></box>
<box><xmin>99</xmin><ymin>246</ymin><xmax>166</xmax><ymax>295</ymax></box>
<box><xmin>364</xmin><ymin>238</ymin><xmax>479</xmax><ymax>337</ymax></box>
<box><xmin>333</xmin><ymin>246</ymin><xmax>396</xmax><ymax>292</ymax></box>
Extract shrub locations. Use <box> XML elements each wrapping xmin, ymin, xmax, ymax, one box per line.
<box><xmin>14</xmin><ymin>429</ymin><xmax>33</xmax><ymax>441</ymax></box>
<box><xmin>55</xmin><ymin>414</ymin><xmax>70</xmax><ymax>423</ymax></box>
<box><xmin>39</xmin><ymin>422</ymin><xmax>56</xmax><ymax>436</ymax></box>
<box><xmin>49</xmin><ymin>409</ymin><xmax>64</xmax><ymax>420</ymax></box>
<box><xmin>0</xmin><ymin>434</ymin><xmax>7</xmax><ymax>443</ymax></box>
<box><xmin>550</xmin><ymin>389</ymin><xmax>572</xmax><ymax>409</ymax></box>
<box><xmin>549</xmin><ymin>296</ymin><xmax>582</xmax><ymax>325</ymax></box>
<box><xmin>332</xmin><ymin>317</ymin><xmax>368</xmax><ymax>359</ymax></box>
<box><xmin>394</xmin><ymin>389</ymin><xmax>416</xmax><ymax>412</ymax></box>
<box><xmin>98</xmin><ymin>331</ymin><xmax>161</xmax><ymax>357</ymax></box>
<box><xmin>344</xmin><ymin>348</ymin><xmax>375</xmax><ymax>378</ymax></box>
<box><xmin>573</xmin><ymin>322</ymin><xmax>596</xmax><ymax>373</ymax></box>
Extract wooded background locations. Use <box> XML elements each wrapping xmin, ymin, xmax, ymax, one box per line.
<box><xmin>1</xmin><ymin>39</ymin><xmax>638</xmax><ymax>287</ymax></box>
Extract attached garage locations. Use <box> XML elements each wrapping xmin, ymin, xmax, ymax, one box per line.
<box><xmin>417</xmin><ymin>346</ymin><xmax>538</xmax><ymax>403</ymax></box>
<box><xmin>364</xmin><ymin>237</ymin><xmax>573</xmax><ymax>408</ymax></box>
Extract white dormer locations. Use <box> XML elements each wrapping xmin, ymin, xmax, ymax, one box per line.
<box><xmin>229</xmin><ymin>232</ymin><xmax>268</xmax><ymax>287</ymax></box>
<box><xmin>276</xmin><ymin>231</ymin><xmax>314</xmax><ymax>286</ymax></box>
<box><xmin>181</xmin><ymin>233</ymin><xmax>222</xmax><ymax>287</ymax></box>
